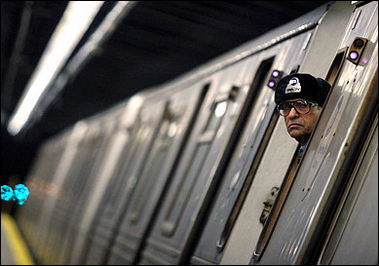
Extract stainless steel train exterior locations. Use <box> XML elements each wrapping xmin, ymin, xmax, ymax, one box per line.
<box><xmin>15</xmin><ymin>1</ymin><xmax>377</xmax><ymax>265</ymax></box>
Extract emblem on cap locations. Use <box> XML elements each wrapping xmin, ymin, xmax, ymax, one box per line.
<box><xmin>285</xmin><ymin>77</ymin><xmax>301</xmax><ymax>94</ymax></box>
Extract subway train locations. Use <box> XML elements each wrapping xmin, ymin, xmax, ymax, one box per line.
<box><xmin>15</xmin><ymin>1</ymin><xmax>377</xmax><ymax>265</ymax></box>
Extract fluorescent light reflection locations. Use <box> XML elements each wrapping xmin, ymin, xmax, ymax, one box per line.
<box><xmin>7</xmin><ymin>1</ymin><xmax>104</xmax><ymax>136</ymax></box>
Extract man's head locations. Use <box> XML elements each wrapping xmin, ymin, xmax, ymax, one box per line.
<box><xmin>275</xmin><ymin>73</ymin><xmax>331</xmax><ymax>146</ymax></box>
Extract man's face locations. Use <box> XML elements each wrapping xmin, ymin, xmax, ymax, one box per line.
<box><xmin>283</xmin><ymin>98</ymin><xmax>322</xmax><ymax>146</ymax></box>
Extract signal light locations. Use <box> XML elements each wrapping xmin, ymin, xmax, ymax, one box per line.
<box><xmin>347</xmin><ymin>37</ymin><xmax>368</xmax><ymax>65</ymax></box>
<box><xmin>267</xmin><ymin>70</ymin><xmax>283</xmax><ymax>90</ymax></box>
<box><xmin>271</xmin><ymin>70</ymin><xmax>280</xmax><ymax>78</ymax></box>
<box><xmin>348</xmin><ymin>51</ymin><xmax>359</xmax><ymax>60</ymax></box>
<box><xmin>268</xmin><ymin>80</ymin><xmax>276</xmax><ymax>88</ymax></box>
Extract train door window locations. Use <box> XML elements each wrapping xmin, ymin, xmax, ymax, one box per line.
<box><xmin>106</xmin><ymin>124</ymin><xmax>150</xmax><ymax>210</ymax></box>
<box><xmin>127</xmin><ymin>106</ymin><xmax>178</xmax><ymax>223</ymax></box>
<box><xmin>79</xmin><ymin>133</ymin><xmax>107</xmax><ymax>189</ymax></box>
<box><xmin>72</xmin><ymin>132</ymin><xmax>106</xmax><ymax>201</ymax></box>
<box><xmin>63</xmin><ymin>138</ymin><xmax>96</xmax><ymax>200</ymax></box>
<box><xmin>161</xmin><ymin>99</ymin><xmax>229</xmax><ymax>236</ymax></box>
<box><xmin>250</xmin><ymin>48</ymin><xmax>353</xmax><ymax>264</ymax></box>
<box><xmin>98</xmin><ymin>128</ymin><xmax>135</xmax><ymax>215</ymax></box>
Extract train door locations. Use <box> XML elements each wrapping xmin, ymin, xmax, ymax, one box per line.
<box><xmin>318</xmin><ymin>116</ymin><xmax>377</xmax><ymax>265</ymax></box>
<box><xmin>254</xmin><ymin>1</ymin><xmax>378</xmax><ymax>264</ymax></box>
<box><xmin>105</xmin><ymin>82</ymin><xmax>209</xmax><ymax>265</ymax></box>
<box><xmin>58</xmin><ymin>115</ymin><xmax>119</xmax><ymax>265</ymax></box>
<box><xmin>80</xmin><ymin>95</ymin><xmax>167</xmax><ymax>265</ymax></box>
<box><xmin>190</xmin><ymin>26</ymin><xmax>317</xmax><ymax>265</ymax></box>
<box><xmin>79</xmin><ymin>111</ymin><xmax>143</xmax><ymax>265</ymax></box>
<box><xmin>68</xmin><ymin>100</ymin><xmax>142</xmax><ymax>265</ymax></box>
<box><xmin>62</xmin><ymin>105</ymin><xmax>128</xmax><ymax>265</ymax></box>
<box><xmin>139</xmin><ymin>55</ymin><xmax>264</xmax><ymax>264</ymax></box>
<box><xmin>51</xmin><ymin>119</ymin><xmax>114</xmax><ymax>265</ymax></box>
<box><xmin>217</xmin><ymin>2</ymin><xmax>355</xmax><ymax>264</ymax></box>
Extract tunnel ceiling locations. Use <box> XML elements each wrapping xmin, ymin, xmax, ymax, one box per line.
<box><xmin>1</xmin><ymin>1</ymin><xmax>329</xmax><ymax>144</ymax></box>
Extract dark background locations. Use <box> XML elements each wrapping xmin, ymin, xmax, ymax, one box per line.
<box><xmin>1</xmin><ymin>1</ymin><xmax>329</xmax><ymax>186</ymax></box>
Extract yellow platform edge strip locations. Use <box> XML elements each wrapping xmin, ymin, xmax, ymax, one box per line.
<box><xmin>1</xmin><ymin>213</ymin><xmax>35</xmax><ymax>265</ymax></box>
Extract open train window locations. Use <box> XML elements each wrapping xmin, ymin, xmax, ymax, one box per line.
<box><xmin>249</xmin><ymin>50</ymin><xmax>349</xmax><ymax>263</ymax></box>
<box><xmin>325</xmin><ymin>48</ymin><xmax>348</xmax><ymax>86</ymax></box>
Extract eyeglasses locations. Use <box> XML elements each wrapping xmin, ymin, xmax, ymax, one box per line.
<box><xmin>277</xmin><ymin>99</ymin><xmax>318</xmax><ymax>117</ymax></box>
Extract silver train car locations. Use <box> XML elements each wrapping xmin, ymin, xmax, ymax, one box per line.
<box><xmin>15</xmin><ymin>1</ymin><xmax>378</xmax><ymax>265</ymax></box>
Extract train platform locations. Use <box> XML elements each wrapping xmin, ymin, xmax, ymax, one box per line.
<box><xmin>1</xmin><ymin>212</ymin><xmax>35</xmax><ymax>265</ymax></box>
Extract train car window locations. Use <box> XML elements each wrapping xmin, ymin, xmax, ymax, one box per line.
<box><xmin>92</xmin><ymin>125</ymin><xmax>139</xmax><ymax>221</ymax></box>
<box><xmin>91</xmin><ymin>131</ymin><xmax>131</xmax><ymax>220</ymax></box>
<box><xmin>45</xmin><ymin>136</ymin><xmax>96</xmax><ymax>258</ymax></box>
<box><xmin>106</xmin><ymin>125</ymin><xmax>149</xmax><ymax>209</ymax></box>
<box><xmin>130</xmin><ymin>105</ymin><xmax>170</xmax><ymax>188</ymax></box>
<box><xmin>61</xmin><ymin>139</ymin><xmax>95</xmax><ymax>200</ymax></box>
<box><xmin>72</xmin><ymin>133</ymin><xmax>107</xmax><ymax>200</ymax></box>
<box><xmin>127</xmin><ymin>110</ymin><xmax>178</xmax><ymax>223</ymax></box>
<box><xmin>325</xmin><ymin>48</ymin><xmax>348</xmax><ymax>86</ymax></box>
<box><xmin>161</xmin><ymin>98</ymin><xmax>229</xmax><ymax>236</ymax></box>
<box><xmin>98</xmin><ymin>130</ymin><xmax>132</xmax><ymax>215</ymax></box>
<box><xmin>252</xmin><ymin>46</ymin><xmax>366</xmax><ymax>264</ymax></box>
<box><xmin>163</xmin><ymin>143</ymin><xmax>210</xmax><ymax>235</ymax></box>
<box><xmin>127</xmin><ymin>140</ymin><xmax>169</xmax><ymax>222</ymax></box>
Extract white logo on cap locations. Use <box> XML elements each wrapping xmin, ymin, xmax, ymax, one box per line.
<box><xmin>285</xmin><ymin>77</ymin><xmax>301</xmax><ymax>94</ymax></box>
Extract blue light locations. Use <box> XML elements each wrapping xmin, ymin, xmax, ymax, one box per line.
<box><xmin>1</xmin><ymin>184</ymin><xmax>29</xmax><ymax>205</ymax></box>
<box><xmin>1</xmin><ymin>185</ymin><xmax>13</xmax><ymax>201</ymax></box>
<box><xmin>13</xmin><ymin>184</ymin><xmax>29</xmax><ymax>205</ymax></box>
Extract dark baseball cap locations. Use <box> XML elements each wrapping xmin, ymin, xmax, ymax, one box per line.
<box><xmin>275</xmin><ymin>73</ymin><xmax>331</xmax><ymax>106</ymax></box>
